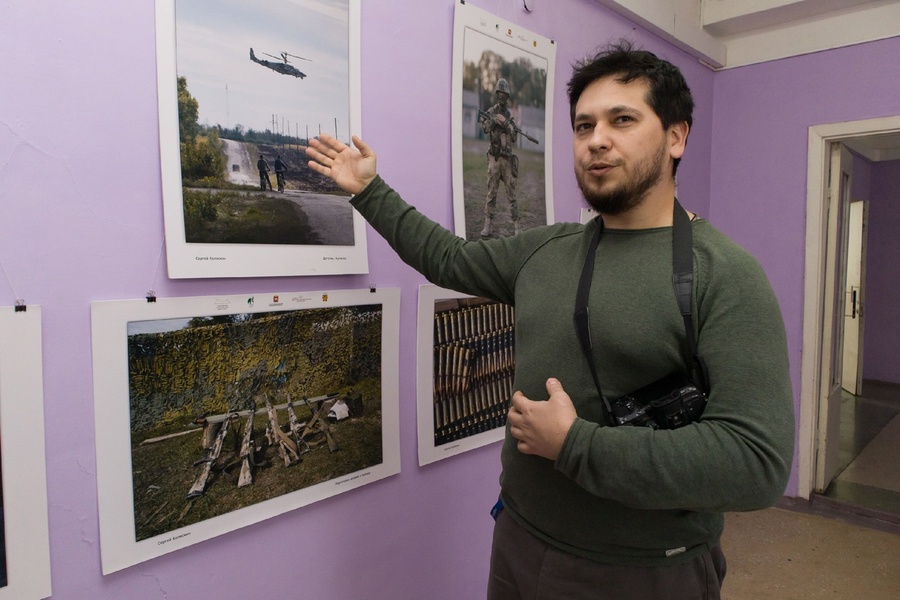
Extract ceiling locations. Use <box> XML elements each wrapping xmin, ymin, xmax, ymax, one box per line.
<box><xmin>597</xmin><ymin>0</ymin><xmax>900</xmax><ymax>69</ymax></box>
<box><xmin>844</xmin><ymin>133</ymin><xmax>900</xmax><ymax>163</ymax></box>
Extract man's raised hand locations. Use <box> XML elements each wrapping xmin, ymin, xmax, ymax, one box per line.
<box><xmin>305</xmin><ymin>133</ymin><xmax>377</xmax><ymax>195</ymax></box>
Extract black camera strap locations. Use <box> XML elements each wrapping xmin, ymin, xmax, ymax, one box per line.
<box><xmin>574</xmin><ymin>200</ymin><xmax>709</xmax><ymax>423</ymax></box>
<box><xmin>671</xmin><ymin>202</ymin><xmax>710</xmax><ymax>394</ymax></box>
<box><xmin>574</xmin><ymin>217</ymin><xmax>608</xmax><ymax>413</ymax></box>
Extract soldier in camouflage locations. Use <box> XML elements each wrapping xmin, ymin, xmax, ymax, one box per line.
<box><xmin>480</xmin><ymin>78</ymin><xmax>519</xmax><ymax>238</ymax></box>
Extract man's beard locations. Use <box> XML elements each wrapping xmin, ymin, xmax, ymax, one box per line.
<box><xmin>577</xmin><ymin>141</ymin><xmax>667</xmax><ymax>216</ymax></box>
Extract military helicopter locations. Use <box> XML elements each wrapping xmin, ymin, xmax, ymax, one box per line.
<box><xmin>249</xmin><ymin>48</ymin><xmax>310</xmax><ymax>79</ymax></box>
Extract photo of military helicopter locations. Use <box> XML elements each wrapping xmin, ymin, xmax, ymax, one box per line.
<box><xmin>249</xmin><ymin>48</ymin><xmax>311</xmax><ymax>79</ymax></box>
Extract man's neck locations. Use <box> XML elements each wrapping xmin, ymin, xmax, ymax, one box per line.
<box><xmin>600</xmin><ymin>184</ymin><xmax>678</xmax><ymax>229</ymax></box>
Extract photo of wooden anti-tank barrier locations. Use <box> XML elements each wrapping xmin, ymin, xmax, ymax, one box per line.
<box><xmin>459</xmin><ymin>25</ymin><xmax>550</xmax><ymax>241</ymax></box>
<box><xmin>432</xmin><ymin>297</ymin><xmax>515</xmax><ymax>445</ymax></box>
<box><xmin>172</xmin><ymin>0</ymin><xmax>355</xmax><ymax>246</ymax></box>
<box><xmin>128</xmin><ymin>304</ymin><xmax>383</xmax><ymax>542</ymax></box>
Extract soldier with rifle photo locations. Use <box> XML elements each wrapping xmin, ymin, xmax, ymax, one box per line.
<box><xmin>478</xmin><ymin>78</ymin><xmax>521</xmax><ymax>238</ymax></box>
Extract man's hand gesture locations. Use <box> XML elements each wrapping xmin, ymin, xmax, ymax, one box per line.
<box><xmin>508</xmin><ymin>378</ymin><xmax>578</xmax><ymax>461</ymax></box>
<box><xmin>306</xmin><ymin>133</ymin><xmax>377</xmax><ymax>195</ymax></box>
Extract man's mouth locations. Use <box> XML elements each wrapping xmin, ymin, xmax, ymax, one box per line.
<box><xmin>586</xmin><ymin>162</ymin><xmax>618</xmax><ymax>176</ymax></box>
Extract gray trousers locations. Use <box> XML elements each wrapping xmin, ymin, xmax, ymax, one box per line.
<box><xmin>487</xmin><ymin>509</ymin><xmax>726</xmax><ymax>600</ymax></box>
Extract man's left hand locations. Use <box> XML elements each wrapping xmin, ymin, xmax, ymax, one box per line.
<box><xmin>508</xmin><ymin>378</ymin><xmax>577</xmax><ymax>461</ymax></box>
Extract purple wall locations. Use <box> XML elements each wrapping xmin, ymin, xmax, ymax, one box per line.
<box><xmin>847</xmin><ymin>152</ymin><xmax>900</xmax><ymax>385</ymax></box>
<box><xmin>0</xmin><ymin>1</ymin><xmax>715</xmax><ymax>598</ymax></box>
<box><xmin>863</xmin><ymin>160</ymin><xmax>900</xmax><ymax>383</ymax></box>
<box><xmin>709</xmin><ymin>36</ymin><xmax>900</xmax><ymax>496</ymax></box>
<box><xmin>4</xmin><ymin>0</ymin><xmax>894</xmax><ymax>594</ymax></box>
<box><xmin>852</xmin><ymin>152</ymin><xmax>874</xmax><ymax>202</ymax></box>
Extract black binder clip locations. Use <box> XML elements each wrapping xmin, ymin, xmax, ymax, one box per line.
<box><xmin>14</xmin><ymin>299</ymin><xmax>26</xmax><ymax>312</ymax></box>
<box><xmin>146</xmin><ymin>291</ymin><xmax>157</xmax><ymax>303</ymax></box>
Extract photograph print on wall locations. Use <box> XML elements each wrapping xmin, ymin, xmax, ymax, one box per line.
<box><xmin>0</xmin><ymin>307</ymin><xmax>52</xmax><ymax>600</ymax></box>
<box><xmin>92</xmin><ymin>288</ymin><xmax>400</xmax><ymax>574</ymax></box>
<box><xmin>451</xmin><ymin>0</ymin><xmax>556</xmax><ymax>241</ymax></box>
<box><xmin>416</xmin><ymin>285</ymin><xmax>512</xmax><ymax>466</ymax></box>
<box><xmin>155</xmin><ymin>0</ymin><xmax>366</xmax><ymax>277</ymax></box>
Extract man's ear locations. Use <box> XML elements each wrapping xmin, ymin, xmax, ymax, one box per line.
<box><xmin>668</xmin><ymin>121</ymin><xmax>689</xmax><ymax>160</ymax></box>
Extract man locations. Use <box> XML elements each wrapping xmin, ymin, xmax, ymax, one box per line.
<box><xmin>306</xmin><ymin>40</ymin><xmax>794</xmax><ymax>600</ymax></box>
<box><xmin>479</xmin><ymin>78</ymin><xmax>519</xmax><ymax>238</ymax></box>
<box><xmin>257</xmin><ymin>154</ymin><xmax>273</xmax><ymax>191</ymax></box>
<box><xmin>274</xmin><ymin>154</ymin><xmax>287</xmax><ymax>192</ymax></box>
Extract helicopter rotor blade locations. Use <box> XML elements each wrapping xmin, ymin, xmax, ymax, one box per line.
<box><xmin>283</xmin><ymin>52</ymin><xmax>312</xmax><ymax>62</ymax></box>
<box><xmin>262</xmin><ymin>52</ymin><xmax>282</xmax><ymax>61</ymax></box>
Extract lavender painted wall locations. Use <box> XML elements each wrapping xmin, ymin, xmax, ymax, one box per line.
<box><xmin>846</xmin><ymin>152</ymin><xmax>900</xmax><ymax>386</ymax></box>
<box><xmin>710</xmin><ymin>36</ymin><xmax>900</xmax><ymax>497</ymax></box>
<box><xmin>851</xmin><ymin>152</ymin><xmax>874</xmax><ymax>203</ymax></box>
<box><xmin>0</xmin><ymin>1</ymin><xmax>714</xmax><ymax>598</ymax></box>
<box><xmin>863</xmin><ymin>159</ymin><xmax>900</xmax><ymax>384</ymax></box>
<box><xmin>847</xmin><ymin>154</ymin><xmax>900</xmax><ymax>385</ymax></box>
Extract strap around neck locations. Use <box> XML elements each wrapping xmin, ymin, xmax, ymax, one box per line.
<box><xmin>573</xmin><ymin>200</ymin><xmax>707</xmax><ymax>418</ymax></box>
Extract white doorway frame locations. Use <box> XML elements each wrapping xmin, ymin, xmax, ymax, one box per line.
<box><xmin>798</xmin><ymin>115</ymin><xmax>900</xmax><ymax>499</ymax></box>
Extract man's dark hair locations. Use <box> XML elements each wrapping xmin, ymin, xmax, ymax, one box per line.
<box><xmin>567</xmin><ymin>39</ymin><xmax>694</xmax><ymax>175</ymax></box>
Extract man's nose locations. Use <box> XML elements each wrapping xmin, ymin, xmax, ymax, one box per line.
<box><xmin>587</xmin><ymin>124</ymin><xmax>612</xmax><ymax>151</ymax></box>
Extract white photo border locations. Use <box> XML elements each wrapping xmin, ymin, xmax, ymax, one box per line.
<box><xmin>92</xmin><ymin>288</ymin><xmax>400</xmax><ymax>574</ymax></box>
<box><xmin>0</xmin><ymin>307</ymin><xmax>52</xmax><ymax>600</ymax></box>
<box><xmin>154</xmin><ymin>0</ymin><xmax>367</xmax><ymax>278</ymax></box>
<box><xmin>451</xmin><ymin>1</ymin><xmax>556</xmax><ymax>240</ymax></box>
<box><xmin>416</xmin><ymin>285</ymin><xmax>507</xmax><ymax>466</ymax></box>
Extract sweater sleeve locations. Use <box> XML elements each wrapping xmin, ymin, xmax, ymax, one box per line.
<box><xmin>555</xmin><ymin>241</ymin><xmax>795</xmax><ymax>512</ymax></box>
<box><xmin>350</xmin><ymin>176</ymin><xmax>520</xmax><ymax>303</ymax></box>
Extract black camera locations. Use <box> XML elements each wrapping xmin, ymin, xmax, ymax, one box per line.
<box><xmin>606</xmin><ymin>373</ymin><xmax>707</xmax><ymax>430</ymax></box>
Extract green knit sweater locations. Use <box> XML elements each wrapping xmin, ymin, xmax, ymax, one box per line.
<box><xmin>352</xmin><ymin>176</ymin><xmax>794</xmax><ymax>566</ymax></box>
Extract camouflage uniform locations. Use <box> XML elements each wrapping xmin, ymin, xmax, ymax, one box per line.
<box><xmin>481</xmin><ymin>79</ymin><xmax>519</xmax><ymax>238</ymax></box>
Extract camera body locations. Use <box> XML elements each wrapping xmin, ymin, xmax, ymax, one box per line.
<box><xmin>606</xmin><ymin>373</ymin><xmax>707</xmax><ymax>430</ymax></box>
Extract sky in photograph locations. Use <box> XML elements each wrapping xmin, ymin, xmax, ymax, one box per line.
<box><xmin>462</xmin><ymin>26</ymin><xmax>548</xmax><ymax>77</ymax></box>
<box><xmin>128</xmin><ymin>317</ymin><xmax>193</xmax><ymax>335</ymax></box>
<box><xmin>173</xmin><ymin>0</ymin><xmax>351</xmax><ymax>139</ymax></box>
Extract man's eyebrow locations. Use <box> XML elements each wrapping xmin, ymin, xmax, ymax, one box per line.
<box><xmin>574</xmin><ymin>105</ymin><xmax>642</xmax><ymax>122</ymax></box>
<box><xmin>607</xmin><ymin>105</ymin><xmax>641</xmax><ymax>116</ymax></box>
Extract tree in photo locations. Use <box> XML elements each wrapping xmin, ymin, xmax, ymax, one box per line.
<box><xmin>177</xmin><ymin>76</ymin><xmax>224</xmax><ymax>184</ymax></box>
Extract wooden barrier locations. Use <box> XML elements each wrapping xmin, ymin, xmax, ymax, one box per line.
<box><xmin>186</xmin><ymin>391</ymin><xmax>348</xmax><ymax>498</ymax></box>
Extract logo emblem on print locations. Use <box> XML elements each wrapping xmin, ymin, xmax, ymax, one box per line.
<box><xmin>273</xmin><ymin>295</ymin><xmax>279</xmax><ymax>303</ymax></box>
<box><xmin>247</xmin><ymin>297</ymin><xmax>254</xmax><ymax>307</ymax></box>
<box><xmin>322</xmin><ymin>294</ymin><xmax>329</xmax><ymax>302</ymax></box>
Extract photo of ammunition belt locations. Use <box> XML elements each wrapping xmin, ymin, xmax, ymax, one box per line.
<box><xmin>432</xmin><ymin>298</ymin><xmax>515</xmax><ymax>446</ymax></box>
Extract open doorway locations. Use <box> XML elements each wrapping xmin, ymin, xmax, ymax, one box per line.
<box><xmin>799</xmin><ymin>116</ymin><xmax>900</xmax><ymax>520</ymax></box>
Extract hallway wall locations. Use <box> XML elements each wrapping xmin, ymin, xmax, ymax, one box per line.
<box><xmin>864</xmin><ymin>159</ymin><xmax>900</xmax><ymax>384</ymax></box>
<box><xmin>708</xmin><ymin>36</ymin><xmax>900</xmax><ymax>496</ymax></box>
